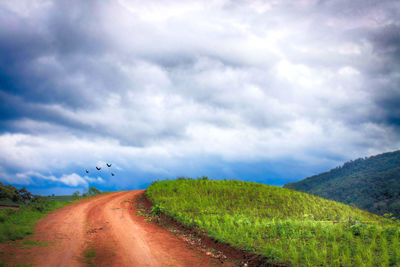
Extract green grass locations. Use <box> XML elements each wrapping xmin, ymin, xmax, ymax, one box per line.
<box><xmin>0</xmin><ymin>263</ymin><xmax>33</xmax><ymax>267</ymax></box>
<box><xmin>83</xmin><ymin>248</ymin><xmax>96</xmax><ymax>267</ymax></box>
<box><xmin>0</xmin><ymin>199</ymin><xmax>71</xmax><ymax>242</ymax></box>
<box><xmin>46</xmin><ymin>195</ymin><xmax>76</xmax><ymax>201</ymax></box>
<box><xmin>85</xmin><ymin>249</ymin><xmax>96</xmax><ymax>258</ymax></box>
<box><xmin>0</xmin><ymin>192</ymin><xmax>106</xmax><ymax>243</ymax></box>
<box><xmin>20</xmin><ymin>240</ymin><xmax>48</xmax><ymax>248</ymax></box>
<box><xmin>0</xmin><ymin>200</ymin><xmax>20</xmax><ymax>208</ymax></box>
<box><xmin>146</xmin><ymin>179</ymin><xmax>400</xmax><ymax>266</ymax></box>
<box><xmin>46</xmin><ymin>190</ymin><xmax>110</xmax><ymax>202</ymax></box>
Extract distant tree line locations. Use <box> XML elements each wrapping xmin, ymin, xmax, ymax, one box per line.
<box><xmin>1</xmin><ymin>182</ymin><xmax>102</xmax><ymax>204</ymax></box>
<box><xmin>284</xmin><ymin>150</ymin><xmax>400</xmax><ymax>218</ymax></box>
<box><xmin>0</xmin><ymin>182</ymin><xmax>37</xmax><ymax>204</ymax></box>
<box><xmin>72</xmin><ymin>186</ymin><xmax>101</xmax><ymax>200</ymax></box>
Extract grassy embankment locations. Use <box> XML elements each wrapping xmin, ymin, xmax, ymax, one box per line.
<box><xmin>147</xmin><ymin>179</ymin><xmax>400</xmax><ymax>266</ymax></box>
<box><xmin>0</xmin><ymin>184</ymin><xmax>104</xmax><ymax>243</ymax></box>
<box><xmin>0</xmin><ymin>195</ymin><xmax>101</xmax><ymax>242</ymax></box>
<box><xmin>0</xmin><ymin>198</ymin><xmax>71</xmax><ymax>242</ymax></box>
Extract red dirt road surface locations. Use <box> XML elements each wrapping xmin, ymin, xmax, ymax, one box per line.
<box><xmin>0</xmin><ymin>191</ymin><xmax>222</xmax><ymax>266</ymax></box>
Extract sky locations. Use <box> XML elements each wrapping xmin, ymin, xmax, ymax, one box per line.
<box><xmin>0</xmin><ymin>0</ymin><xmax>399</xmax><ymax>195</ymax></box>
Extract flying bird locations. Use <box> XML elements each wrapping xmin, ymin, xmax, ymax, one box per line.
<box><xmin>111</xmin><ymin>173</ymin><xmax>115</xmax><ymax>176</ymax></box>
<box><xmin>106</xmin><ymin>163</ymin><xmax>112</xmax><ymax>167</ymax></box>
<box><xmin>96</xmin><ymin>167</ymin><xmax>101</xmax><ymax>170</ymax></box>
<box><xmin>85</xmin><ymin>170</ymin><xmax>89</xmax><ymax>174</ymax></box>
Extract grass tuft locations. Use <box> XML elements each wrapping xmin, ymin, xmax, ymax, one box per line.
<box><xmin>83</xmin><ymin>248</ymin><xmax>96</xmax><ymax>267</ymax></box>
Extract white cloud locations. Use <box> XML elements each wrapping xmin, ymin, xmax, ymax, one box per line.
<box><xmin>58</xmin><ymin>174</ymin><xmax>86</xmax><ymax>187</ymax></box>
<box><xmin>8</xmin><ymin>171</ymin><xmax>104</xmax><ymax>188</ymax></box>
<box><xmin>338</xmin><ymin>66</ymin><xmax>360</xmax><ymax>76</ymax></box>
<box><xmin>0</xmin><ymin>167</ymin><xmax>32</xmax><ymax>185</ymax></box>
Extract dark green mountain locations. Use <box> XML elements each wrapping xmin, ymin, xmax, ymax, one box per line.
<box><xmin>284</xmin><ymin>150</ymin><xmax>400</xmax><ymax>217</ymax></box>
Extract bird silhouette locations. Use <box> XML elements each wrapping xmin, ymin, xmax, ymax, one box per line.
<box><xmin>85</xmin><ymin>170</ymin><xmax>89</xmax><ymax>174</ymax></box>
<box><xmin>96</xmin><ymin>167</ymin><xmax>101</xmax><ymax>170</ymax></box>
<box><xmin>111</xmin><ymin>173</ymin><xmax>115</xmax><ymax>176</ymax></box>
<box><xmin>106</xmin><ymin>163</ymin><xmax>112</xmax><ymax>167</ymax></box>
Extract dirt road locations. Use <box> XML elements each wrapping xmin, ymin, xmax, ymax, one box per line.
<box><xmin>0</xmin><ymin>191</ymin><xmax>219</xmax><ymax>266</ymax></box>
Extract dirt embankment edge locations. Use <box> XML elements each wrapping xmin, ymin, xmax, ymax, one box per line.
<box><xmin>139</xmin><ymin>191</ymin><xmax>287</xmax><ymax>267</ymax></box>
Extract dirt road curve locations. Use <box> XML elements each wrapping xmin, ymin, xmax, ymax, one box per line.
<box><xmin>0</xmin><ymin>191</ymin><xmax>219</xmax><ymax>267</ymax></box>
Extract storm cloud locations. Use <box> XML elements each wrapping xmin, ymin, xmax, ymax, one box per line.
<box><xmin>0</xmin><ymin>0</ymin><xmax>399</xmax><ymax>194</ymax></box>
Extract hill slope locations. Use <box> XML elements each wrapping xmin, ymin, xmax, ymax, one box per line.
<box><xmin>147</xmin><ymin>179</ymin><xmax>400</xmax><ymax>266</ymax></box>
<box><xmin>284</xmin><ymin>150</ymin><xmax>400</xmax><ymax>217</ymax></box>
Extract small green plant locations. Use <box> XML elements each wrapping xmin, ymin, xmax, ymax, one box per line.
<box><xmin>84</xmin><ymin>248</ymin><xmax>96</xmax><ymax>266</ymax></box>
<box><xmin>150</xmin><ymin>203</ymin><xmax>164</xmax><ymax>216</ymax></box>
<box><xmin>86</xmin><ymin>249</ymin><xmax>96</xmax><ymax>258</ymax></box>
<box><xmin>136</xmin><ymin>208</ymin><xmax>147</xmax><ymax>216</ymax></box>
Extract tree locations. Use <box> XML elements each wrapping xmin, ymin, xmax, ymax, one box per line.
<box><xmin>18</xmin><ymin>187</ymin><xmax>32</xmax><ymax>203</ymax></box>
<box><xmin>72</xmin><ymin>190</ymin><xmax>80</xmax><ymax>199</ymax></box>
<box><xmin>88</xmin><ymin>186</ymin><xmax>101</xmax><ymax>196</ymax></box>
<box><xmin>0</xmin><ymin>182</ymin><xmax>20</xmax><ymax>202</ymax></box>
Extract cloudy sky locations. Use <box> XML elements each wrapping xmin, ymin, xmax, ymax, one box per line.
<box><xmin>1</xmin><ymin>0</ymin><xmax>399</xmax><ymax>195</ymax></box>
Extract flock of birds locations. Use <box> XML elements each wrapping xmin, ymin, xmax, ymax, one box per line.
<box><xmin>85</xmin><ymin>163</ymin><xmax>115</xmax><ymax>176</ymax></box>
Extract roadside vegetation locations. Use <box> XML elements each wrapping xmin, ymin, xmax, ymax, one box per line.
<box><xmin>147</xmin><ymin>178</ymin><xmax>400</xmax><ymax>266</ymax></box>
<box><xmin>0</xmin><ymin>183</ymin><xmax>102</xmax><ymax>242</ymax></box>
<box><xmin>0</xmin><ymin>196</ymin><xmax>70</xmax><ymax>242</ymax></box>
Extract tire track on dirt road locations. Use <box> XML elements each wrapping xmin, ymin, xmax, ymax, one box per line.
<box><xmin>85</xmin><ymin>190</ymin><xmax>217</xmax><ymax>266</ymax></box>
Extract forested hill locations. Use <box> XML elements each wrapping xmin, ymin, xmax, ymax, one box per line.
<box><xmin>284</xmin><ymin>150</ymin><xmax>400</xmax><ymax>218</ymax></box>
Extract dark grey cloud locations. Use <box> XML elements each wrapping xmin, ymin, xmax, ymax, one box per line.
<box><xmin>0</xmin><ymin>0</ymin><xmax>399</xmax><ymax>190</ymax></box>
